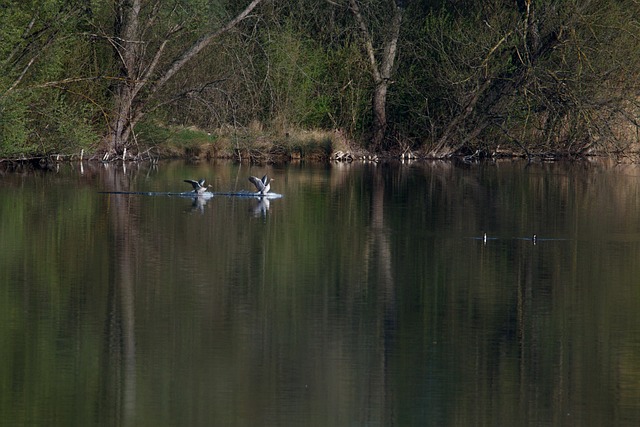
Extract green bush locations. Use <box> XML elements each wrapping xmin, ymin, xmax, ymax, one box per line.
<box><xmin>0</xmin><ymin>94</ymin><xmax>32</xmax><ymax>156</ymax></box>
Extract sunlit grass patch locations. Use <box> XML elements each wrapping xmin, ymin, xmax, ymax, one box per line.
<box><xmin>212</xmin><ymin>125</ymin><xmax>337</xmax><ymax>163</ymax></box>
<box><xmin>134</xmin><ymin>121</ymin><xmax>353</xmax><ymax>162</ymax></box>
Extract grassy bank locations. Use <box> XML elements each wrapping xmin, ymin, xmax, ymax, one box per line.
<box><xmin>147</xmin><ymin>124</ymin><xmax>344</xmax><ymax>163</ymax></box>
<box><xmin>0</xmin><ymin>124</ymin><xmax>368</xmax><ymax>167</ymax></box>
<box><xmin>5</xmin><ymin>122</ymin><xmax>639</xmax><ymax>170</ymax></box>
<box><xmin>119</xmin><ymin>121</ymin><xmax>379</xmax><ymax>163</ymax></box>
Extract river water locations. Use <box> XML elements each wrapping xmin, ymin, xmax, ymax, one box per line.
<box><xmin>1</xmin><ymin>159</ymin><xmax>640</xmax><ymax>426</ymax></box>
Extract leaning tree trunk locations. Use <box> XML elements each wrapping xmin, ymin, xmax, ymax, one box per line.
<box><xmin>350</xmin><ymin>0</ymin><xmax>404</xmax><ymax>151</ymax></box>
<box><xmin>425</xmin><ymin>2</ymin><xmax>575</xmax><ymax>158</ymax></box>
<box><xmin>103</xmin><ymin>0</ymin><xmax>264</xmax><ymax>155</ymax></box>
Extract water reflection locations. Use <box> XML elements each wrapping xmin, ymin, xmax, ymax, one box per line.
<box><xmin>1</xmin><ymin>159</ymin><xmax>640</xmax><ymax>425</ymax></box>
<box><xmin>189</xmin><ymin>195</ymin><xmax>211</xmax><ymax>214</ymax></box>
<box><xmin>251</xmin><ymin>197</ymin><xmax>270</xmax><ymax>218</ymax></box>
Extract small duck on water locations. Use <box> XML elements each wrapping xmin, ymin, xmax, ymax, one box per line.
<box><xmin>184</xmin><ymin>179</ymin><xmax>212</xmax><ymax>195</ymax></box>
<box><xmin>482</xmin><ymin>232</ymin><xmax>537</xmax><ymax>244</ymax></box>
<box><xmin>248</xmin><ymin>175</ymin><xmax>273</xmax><ymax>195</ymax></box>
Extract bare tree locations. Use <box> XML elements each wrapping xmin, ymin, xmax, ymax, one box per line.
<box><xmin>416</xmin><ymin>0</ymin><xmax>640</xmax><ymax>158</ymax></box>
<box><xmin>104</xmin><ymin>0</ymin><xmax>264</xmax><ymax>155</ymax></box>
<box><xmin>349</xmin><ymin>0</ymin><xmax>405</xmax><ymax>150</ymax></box>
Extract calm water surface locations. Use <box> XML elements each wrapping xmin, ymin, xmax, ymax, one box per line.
<box><xmin>2</xmin><ymin>159</ymin><xmax>640</xmax><ymax>426</ymax></box>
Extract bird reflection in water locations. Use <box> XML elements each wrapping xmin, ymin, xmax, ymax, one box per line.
<box><xmin>185</xmin><ymin>194</ymin><xmax>213</xmax><ymax>214</ymax></box>
<box><xmin>251</xmin><ymin>197</ymin><xmax>270</xmax><ymax>218</ymax></box>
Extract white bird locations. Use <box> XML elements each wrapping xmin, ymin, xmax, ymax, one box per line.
<box><xmin>248</xmin><ymin>175</ymin><xmax>273</xmax><ymax>195</ymax></box>
<box><xmin>184</xmin><ymin>179</ymin><xmax>211</xmax><ymax>195</ymax></box>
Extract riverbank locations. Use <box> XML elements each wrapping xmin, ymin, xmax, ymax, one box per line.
<box><xmin>2</xmin><ymin>124</ymin><xmax>638</xmax><ymax>171</ymax></box>
<box><xmin>0</xmin><ymin>126</ymin><xmax>370</xmax><ymax>168</ymax></box>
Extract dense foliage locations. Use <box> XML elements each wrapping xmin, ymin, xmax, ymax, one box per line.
<box><xmin>1</xmin><ymin>0</ymin><xmax>639</xmax><ymax>157</ymax></box>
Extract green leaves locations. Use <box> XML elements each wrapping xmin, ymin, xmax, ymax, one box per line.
<box><xmin>0</xmin><ymin>0</ymin><xmax>100</xmax><ymax>156</ymax></box>
<box><xmin>0</xmin><ymin>94</ymin><xmax>31</xmax><ymax>155</ymax></box>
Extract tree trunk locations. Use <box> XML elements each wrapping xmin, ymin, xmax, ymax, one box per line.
<box><xmin>103</xmin><ymin>0</ymin><xmax>264</xmax><ymax>155</ymax></box>
<box><xmin>372</xmin><ymin>83</ymin><xmax>389</xmax><ymax>148</ymax></box>
<box><xmin>104</xmin><ymin>0</ymin><xmax>142</xmax><ymax>154</ymax></box>
<box><xmin>106</xmin><ymin>82</ymin><xmax>137</xmax><ymax>154</ymax></box>
<box><xmin>350</xmin><ymin>0</ymin><xmax>404</xmax><ymax>151</ymax></box>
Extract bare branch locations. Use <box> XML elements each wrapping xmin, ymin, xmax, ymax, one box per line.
<box><xmin>349</xmin><ymin>0</ymin><xmax>381</xmax><ymax>83</ymax></box>
<box><xmin>148</xmin><ymin>0</ymin><xmax>264</xmax><ymax>97</ymax></box>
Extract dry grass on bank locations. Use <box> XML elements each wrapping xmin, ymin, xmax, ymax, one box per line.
<box><xmin>153</xmin><ymin>124</ymin><xmax>359</xmax><ymax>163</ymax></box>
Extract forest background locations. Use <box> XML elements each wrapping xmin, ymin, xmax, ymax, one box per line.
<box><xmin>1</xmin><ymin>0</ymin><xmax>640</xmax><ymax>161</ymax></box>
